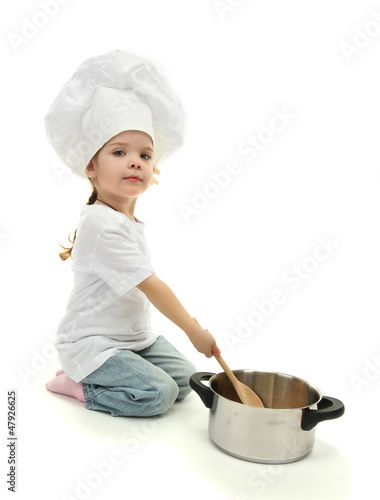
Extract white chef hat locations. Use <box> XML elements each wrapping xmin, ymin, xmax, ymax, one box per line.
<box><xmin>44</xmin><ymin>49</ymin><xmax>185</xmax><ymax>178</ymax></box>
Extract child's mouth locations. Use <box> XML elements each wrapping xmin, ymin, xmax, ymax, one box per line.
<box><xmin>124</xmin><ymin>176</ymin><xmax>141</xmax><ymax>182</ymax></box>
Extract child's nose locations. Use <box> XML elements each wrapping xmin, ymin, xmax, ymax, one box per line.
<box><xmin>128</xmin><ymin>157</ymin><xmax>141</xmax><ymax>169</ymax></box>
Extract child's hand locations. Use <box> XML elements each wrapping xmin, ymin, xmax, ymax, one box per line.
<box><xmin>190</xmin><ymin>328</ymin><xmax>221</xmax><ymax>358</ymax></box>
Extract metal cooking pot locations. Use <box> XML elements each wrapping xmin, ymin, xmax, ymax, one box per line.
<box><xmin>190</xmin><ymin>370</ymin><xmax>345</xmax><ymax>464</ymax></box>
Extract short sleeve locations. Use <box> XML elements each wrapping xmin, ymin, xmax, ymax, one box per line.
<box><xmin>90</xmin><ymin>224</ymin><xmax>154</xmax><ymax>295</ymax></box>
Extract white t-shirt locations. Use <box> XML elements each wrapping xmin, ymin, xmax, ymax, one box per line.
<box><xmin>55</xmin><ymin>204</ymin><xmax>157</xmax><ymax>382</ymax></box>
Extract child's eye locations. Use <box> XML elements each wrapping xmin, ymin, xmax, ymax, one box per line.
<box><xmin>141</xmin><ymin>153</ymin><xmax>151</xmax><ymax>160</ymax></box>
<box><xmin>113</xmin><ymin>150</ymin><xmax>125</xmax><ymax>156</ymax></box>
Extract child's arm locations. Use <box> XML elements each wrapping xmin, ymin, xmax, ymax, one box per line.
<box><xmin>137</xmin><ymin>273</ymin><xmax>221</xmax><ymax>358</ymax></box>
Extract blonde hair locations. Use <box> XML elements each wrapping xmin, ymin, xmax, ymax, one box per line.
<box><xmin>59</xmin><ymin>185</ymin><xmax>98</xmax><ymax>261</ymax></box>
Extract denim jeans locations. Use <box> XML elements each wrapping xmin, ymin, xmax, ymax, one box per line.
<box><xmin>81</xmin><ymin>336</ymin><xmax>197</xmax><ymax>417</ymax></box>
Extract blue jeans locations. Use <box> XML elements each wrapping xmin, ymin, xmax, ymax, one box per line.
<box><xmin>81</xmin><ymin>336</ymin><xmax>197</xmax><ymax>417</ymax></box>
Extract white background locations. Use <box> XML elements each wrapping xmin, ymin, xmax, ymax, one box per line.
<box><xmin>2</xmin><ymin>1</ymin><xmax>379</xmax><ymax>499</ymax></box>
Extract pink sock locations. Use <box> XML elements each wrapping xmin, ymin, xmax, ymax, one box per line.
<box><xmin>46</xmin><ymin>374</ymin><xmax>85</xmax><ymax>403</ymax></box>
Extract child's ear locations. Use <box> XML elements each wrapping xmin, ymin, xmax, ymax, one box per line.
<box><xmin>85</xmin><ymin>159</ymin><xmax>96</xmax><ymax>180</ymax></box>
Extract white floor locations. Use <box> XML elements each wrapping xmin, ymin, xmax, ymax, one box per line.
<box><xmin>10</xmin><ymin>369</ymin><xmax>373</xmax><ymax>500</ymax></box>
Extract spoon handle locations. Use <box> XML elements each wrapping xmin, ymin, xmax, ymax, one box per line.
<box><xmin>214</xmin><ymin>354</ymin><xmax>238</xmax><ymax>382</ymax></box>
<box><xmin>213</xmin><ymin>354</ymin><xmax>246</xmax><ymax>403</ymax></box>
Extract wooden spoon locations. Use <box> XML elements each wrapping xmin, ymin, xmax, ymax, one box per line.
<box><xmin>192</xmin><ymin>318</ymin><xmax>265</xmax><ymax>408</ymax></box>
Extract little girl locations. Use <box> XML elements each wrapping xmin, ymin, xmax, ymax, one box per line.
<box><xmin>44</xmin><ymin>50</ymin><xmax>221</xmax><ymax>417</ymax></box>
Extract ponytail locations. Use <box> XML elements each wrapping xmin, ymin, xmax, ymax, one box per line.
<box><xmin>58</xmin><ymin>184</ymin><xmax>98</xmax><ymax>261</ymax></box>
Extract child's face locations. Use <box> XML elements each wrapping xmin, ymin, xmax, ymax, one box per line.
<box><xmin>86</xmin><ymin>130</ymin><xmax>155</xmax><ymax>199</ymax></box>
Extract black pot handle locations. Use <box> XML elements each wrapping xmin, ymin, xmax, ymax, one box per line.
<box><xmin>190</xmin><ymin>372</ymin><xmax>215</xmax><ymax>409</ymax></box>
<box><xmin>301</xmin><ymin>396</ymin><xmax>345</xmax><ymax>431</ymax></box>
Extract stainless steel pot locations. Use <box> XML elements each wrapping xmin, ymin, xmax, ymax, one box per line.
<box><xmin>190</xmin><ymin>370</ymin><xmax>345</xmax><ymax>464</ymax></box>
